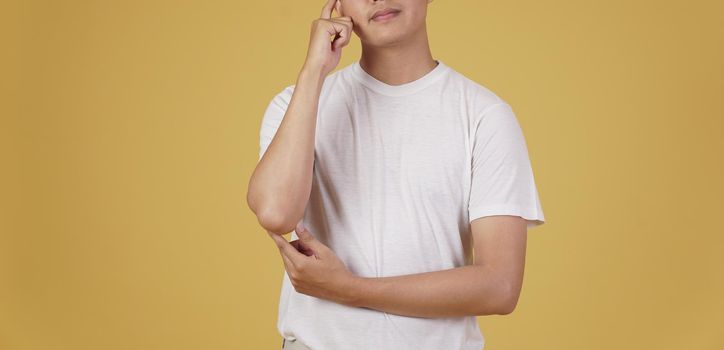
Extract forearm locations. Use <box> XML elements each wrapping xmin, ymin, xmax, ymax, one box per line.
<box><xmin>248</xmin><ymin>67</ymin><xmax>326</xmax><ymax>235</ymax></box>
<box><xmin>346</xmin><ymin>264</ymin><xmax>513</xmax><ymax>318</ymax></box>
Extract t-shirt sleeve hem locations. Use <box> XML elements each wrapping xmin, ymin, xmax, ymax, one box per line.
<box><xmin>469</xmin><ymin>204</ymin><xmax>545</xmax><ymax>228</ymax></box>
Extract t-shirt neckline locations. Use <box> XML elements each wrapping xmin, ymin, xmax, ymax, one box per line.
<box><xmin>351</xmin><ymin>59</ymin><xmax>450</xmax><ymax>96</ymax></box>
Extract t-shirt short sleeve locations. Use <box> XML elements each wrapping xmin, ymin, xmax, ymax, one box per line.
<box><xmin>258</xmin><ymin>85</ymin><xmax>294</xmax><ymax>161</ymax></box>
<box><xmin>468</xmin><ymin>102</ymin><xmax>545</xmax><ymax>229</ymax></box>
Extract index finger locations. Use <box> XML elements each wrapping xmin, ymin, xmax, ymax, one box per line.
<box><xmin>320</xmin><ymin>0</ymin><xmax>338</xmax><ymax>19</ymax></box>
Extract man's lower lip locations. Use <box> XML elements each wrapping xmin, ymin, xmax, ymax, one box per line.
<box><xmin>372</xmin><ymin>11</ymin><xmax>400</xmax><ymax>21</ymax></box>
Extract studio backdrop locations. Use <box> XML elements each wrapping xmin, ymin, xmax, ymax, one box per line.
<box><xmin>2</xmin><ymin>0</ymin><xmax>723</xmax><ymax>349</ymax></box>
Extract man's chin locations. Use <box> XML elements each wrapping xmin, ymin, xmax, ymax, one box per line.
<box><xmin>361</xmin><ymin>33</ymin><xmax>408</xmax><ymax>47</ymax></box>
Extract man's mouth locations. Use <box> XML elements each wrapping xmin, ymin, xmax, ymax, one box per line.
<box><xmin>371</xmin><ymin>8</ymin><xmax>401</xmax><ymax>22</ymax></box>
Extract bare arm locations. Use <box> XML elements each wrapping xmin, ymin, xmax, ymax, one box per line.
<box><xmin>247</xmin><ymin>68</ymin><xmax>324</xmax><ymax>235</ymax></box>
<box><xmin>247</xmin><ymin>0</ymin><xmax>353</xmax><ymax>235</ymax></box>
<box><xmin>346</xmin><ymin>215</ymin><xmax>528</xmax><ymax>318</ymax></box>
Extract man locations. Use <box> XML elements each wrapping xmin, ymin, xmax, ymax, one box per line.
<box><xmin>246</xmin><ymin>0</ymin><xmax>546</xmax><ymax>349</ymax></box>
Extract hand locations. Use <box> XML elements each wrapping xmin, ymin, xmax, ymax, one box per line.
<box><xmin>267</xmin><ymin>221</ymin><xmax>358</xmax><ymax>306</ymax></box>
<box><xmin>303</xmin><ymin>0</ymin><xmax>354</xmax><ymax>77</ymax></box>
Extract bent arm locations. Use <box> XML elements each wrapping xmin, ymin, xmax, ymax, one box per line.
<box><xmin>346</xmin><ymin>264</ymin><xmax>513</xmax><ymax>318</ymax></box>
<box><xmin>345</xmin><ymin>216</ymin><xmax>528</xmax><ymax>318</ymax></box>
<box><xmin>247</xmin><ymin>67</ymin><xmax>326</xmax><ymax>235</ymax></box>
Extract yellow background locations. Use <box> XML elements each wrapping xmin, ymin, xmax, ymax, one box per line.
<box><xmin>3</xmin><ymin>0</ymin><xmax>723</xmax><ymax>349</ymax></box>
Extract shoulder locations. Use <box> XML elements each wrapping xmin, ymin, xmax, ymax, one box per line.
<box><xmin>443</xmin><ymin>65</ymin><xmax>511</xmax><ymax>119</ymax></box>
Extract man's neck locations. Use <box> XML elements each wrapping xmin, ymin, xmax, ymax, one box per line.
<box><xmin>358</xmin><ymin>28</ymin><xmax>437</xmax><ymax>86</ymax></box>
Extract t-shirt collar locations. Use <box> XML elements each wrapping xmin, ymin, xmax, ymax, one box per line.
<box><xmin>351</xmin><ymin>59</ymin><xmax>449</xmax><ymax>96</ymax></box>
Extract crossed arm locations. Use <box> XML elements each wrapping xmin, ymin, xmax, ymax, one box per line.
<box><xmin>270</xmin><ymin>215</ymin><xmax>528</xmax><ymax>319</ymax></box>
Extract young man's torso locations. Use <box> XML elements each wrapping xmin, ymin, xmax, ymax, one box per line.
<box><xmin>259</xmin><ymin>60</ymin><xmax>544</xmax><ymax>350</ymax></box>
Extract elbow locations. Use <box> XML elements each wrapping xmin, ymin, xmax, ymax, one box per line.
<box><xmin>248</xmin><ymin>191</ymin><xmax>302</xmax><ymax>235</ymax></box>
<box><xmin>255</xmin><ymin>205</ymin><xmax>300</xmax><ymax>235</ymax></box>
<box><xmin>497</xmin><ymin>299</ymin><xmax>517</xmax><ymax>315</ymax></box>
<box><xmin>247</xmin><ymin>189</ymin><xmax>291</xmax><ymax>234</ymax></box>
<box><xmin>496</xmin><ymin>282</ymin><xmax>522</xmax><ymax>315</ymax></box>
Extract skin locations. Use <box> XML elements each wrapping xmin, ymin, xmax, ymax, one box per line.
<box><xmin>257</xmin><ymin>0</ymin><xmax>529</xmax><ymax>318</ymax></box>
<box><xmin>336</xmin><ymin>0</ymin><xmax>439</xmax><ymax>86</ymax></box>
<box><xmin>246</xmin><ymin>0</ymin><xmax>355</xmax><ymax>235</ymax></box>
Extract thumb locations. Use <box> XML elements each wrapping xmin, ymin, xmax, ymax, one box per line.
<box><xmin>298</xmin><ymin>229</ymin><xmax>325</xmax><ymax>253</ymax></box>
<box><xmin>295</xmin><ymin>220</ymin><xmax>306</xmax><ymax>234</ymax></box>
<box><xmin>298</xmin><ymin>227</ymin><xmax>314</xmax><ymax>241</ymax></box>
<box><xmin>297</xmin><ymin>230</ymin><xmax>327</xmax><ymax>259</ymax></box>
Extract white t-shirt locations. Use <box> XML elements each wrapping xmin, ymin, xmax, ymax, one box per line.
<box><xmin>258</xmin><ymin>59</ymin><xmax>545</xmax><ymax>350</ymax></box>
